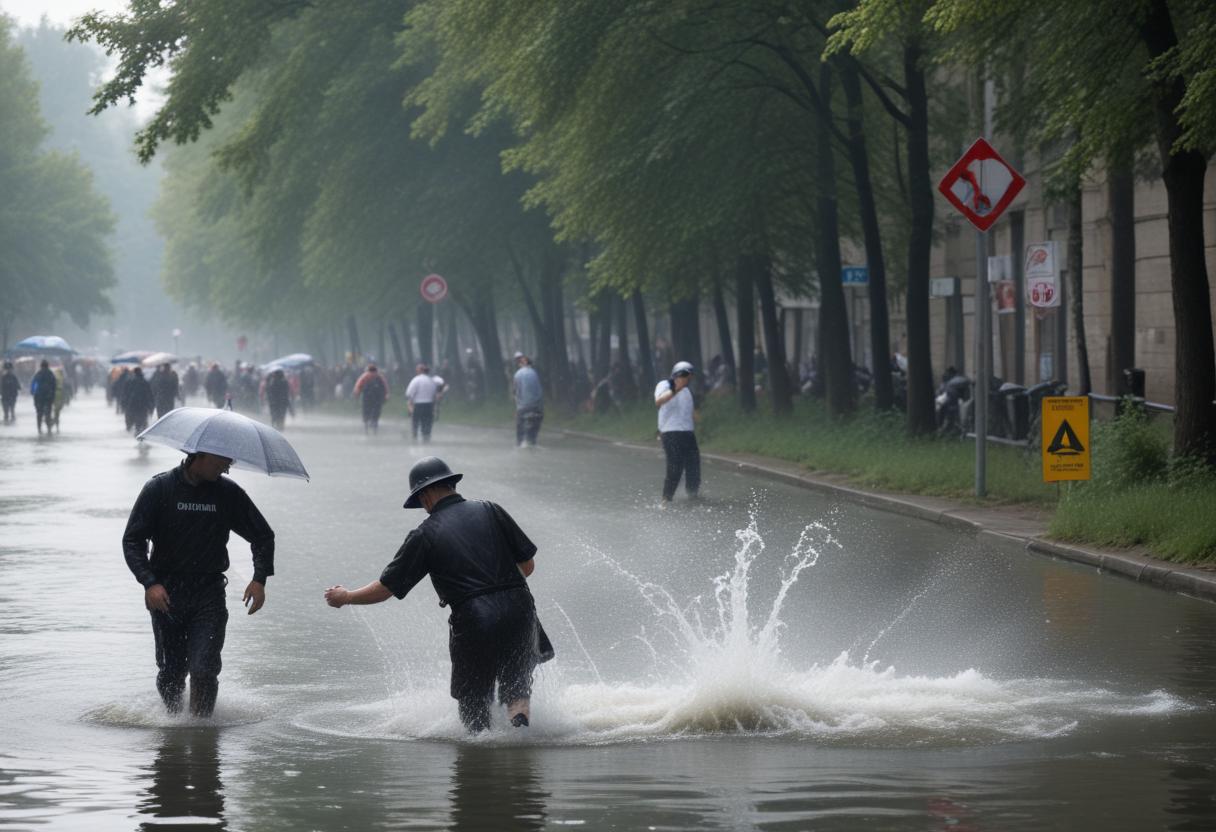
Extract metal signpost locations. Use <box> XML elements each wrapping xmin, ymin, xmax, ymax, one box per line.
<box><xmin>937</xmin><ymin>135</ymin><xmax>1025</xmax><ymax>497</ymax></box>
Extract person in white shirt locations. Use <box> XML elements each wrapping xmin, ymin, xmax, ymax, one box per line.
<box><xmin>654</xmin><ymin>360</ymin><xmax>700</xmax><ymax>504</ymax></box>
<box><xmin>405</xmin><ymin>363</ymin><xmax>439</xmax><ymax>442</ymax></box>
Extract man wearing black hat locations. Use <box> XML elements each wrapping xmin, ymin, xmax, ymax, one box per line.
<box><xmin>323</xmin><ymin>456</ymin><xmax>552</xmax><ymax>732</ymax></box>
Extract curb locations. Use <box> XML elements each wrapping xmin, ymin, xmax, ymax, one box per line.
<box><xmin>558</xmin><ymin>428</ymin><xmax>1216</xmax><ymax>604</ymax></box>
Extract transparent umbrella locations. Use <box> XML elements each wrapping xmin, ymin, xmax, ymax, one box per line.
<box><xmin>137</xmin><ymin>407</ymin><xmax>309</xmax><ymax>480</ymax></box>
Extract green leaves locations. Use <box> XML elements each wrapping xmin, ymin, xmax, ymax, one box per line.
<box><xmin>0</xmin><ymin>19</ymin><xmax>114</xmax><ymax>335</ymax></box>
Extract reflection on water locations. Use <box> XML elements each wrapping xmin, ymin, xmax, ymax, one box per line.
<box><xmin>449</xmin><ymin>746</ymin><xmax>547</xmax><ymax>831</ymax></box>
<box><xmin>138</xmin><ymin>730</ymin><xmax>226</xmax><ymax>831</ymax></box>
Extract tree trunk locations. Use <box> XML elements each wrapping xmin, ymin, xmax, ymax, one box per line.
<box><xmin>1108</xmin><ymin>152</ymin><xmax>1136</xmax><ymax>396</ymax></box>
<box><xmin>595</xmin><ymin>292</ymin><xmax>612</xmax><ymax>382</ymax></box>
<box><xmin>443</xmin><ymin>302</ymin><xmax>464</xmax><ymax>395</ymax></box>
<box><xmin>755</xmin><ymin>257</ymin><xmax>793</xmax><ymax>414</ymax></box>
<box><xmin>399</xmin><ymin>317</ymin><xmax>416</xmax><ymax>368</ymax></box>
<box><xmin>541</xmin><ymin>253</ymin><xmax>570</xmax><ymax>394</ymax></box>
<box><xmin>711</xmin><ymin>278</ymin><xmax>737</xmax><ymax>387</ymax></box>
<box><xmin>614</xmin><ymin>292</ymin><xmax>637</xmax><ymax>401</ymax></box>
<box><xmin>632</xmin><ymin>292</ymin><xmax>656</xmax><ymax>394</ymax></box>
<box><xmin>735</xmin><ymin>255</ymin><xmax>757</xmax><ymax>412</ymax></box>
<box><xmin>1141</xmin><ymin>0</ymin><xmax>1216</xmax><ymax>462</ymax></box>
<box><xmin>903</xmin><ymin>41</ymin><xmax>937</xmax><ymax>435</ymax></box>
<box><xmin>387</xmin><ymin>323</ymin><xmax>407</xmax><ymax>368</ymax></box>
<box><xmin>1067</xmin><ymin>184</ymin><xmax>1091</xmax><ymax>394</ymax></box>
<box><xmin>465</xmin><ymin>294</ymin><xmax>505</xmax><ymax>398</ymax></box>
<box><xmin>416</xmin><ymin>303</ymin><xmax>434</xmax><ymax>366</ymax></box>
<box><xmin>841</xmin><ymin>62</ymin><xmax>893</xmax><ymax>410</ymax></box>
<box><xmin>814</xmin><ymin>63</ymin><xmax>856</xmax><ymax>418</ymax></box>
<box><xmin>668</xmin><ymin>294</ymin><xmax>703</xmax><ymax>384</ymax></box>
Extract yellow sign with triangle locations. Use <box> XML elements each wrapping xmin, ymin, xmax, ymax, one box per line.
<box><xmin>1042</xmin><ymin>396</ymin><xmax>1091</xmax><ymax>482</ymax></box>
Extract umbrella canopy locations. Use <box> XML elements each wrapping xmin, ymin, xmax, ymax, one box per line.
<box><xmin>263</xmin><ymin>353</ymin><xmax>313</xmax><ymax>372</ymax></box>
<box><xmin>112</xmin><ymin>350</ymin><xmax>154</xmax><ymax>365</ymax></box>
<box><xmin>141</xmin><ymin>351</ymin><xmax>179</xmax><ymax>367</ymax></box>
<box><xmin>11</xmin><ymin>335</ymin><xmax>74</xmax><ymax>356</ymax></box>
<box><xmin>137</xmin><ymin>407</ymin><xmax>309</xmax><ymax>480</ymax></box>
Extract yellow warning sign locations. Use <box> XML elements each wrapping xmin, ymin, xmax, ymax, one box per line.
<box><xmin>1042</xmin><ymin>396</ymin><xmax>1090</xmax><ymax>482</ymax></box>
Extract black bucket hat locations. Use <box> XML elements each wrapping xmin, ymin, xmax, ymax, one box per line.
<box><xmin>403</xmin><ymin>456</ymin><xmax>463</xmax><ymax>508</ymax></box>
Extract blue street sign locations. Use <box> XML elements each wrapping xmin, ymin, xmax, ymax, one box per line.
<box><xmin>841</xmin><ymin>266</ymin><xmax>869</xmax><ymax>285</ymax></box>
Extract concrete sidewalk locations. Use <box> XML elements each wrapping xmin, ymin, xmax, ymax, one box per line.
<box><xmin>561</xmin><ymin>429</ymin><xmax>1216</xmax><ymax>604</ymax></box>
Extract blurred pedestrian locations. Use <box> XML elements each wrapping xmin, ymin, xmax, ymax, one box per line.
<box><xmin>404</xmin><ymin>363</ymin><xmax>438</xmax><ymax>442</ymax></box>
<box><xmin>354</xmin><ymin>363</ymin><xmax>389</xmax><ymax>434</ymax></box>
<box><xmin>30</xmin><ymin>359</ymin><xmax>56</xmax><ymax>435</ymax></box>
<box><xmin>654</xmin><ymin>361</ymin><xmax>701</xmax><ymax>505</ymax></box>
<box><xmin>152</xmin><ymin>363</ymin><xmax>181</xmax><ymax>419</ymax></box>
<box><xmin>204</xmin><ymin>364</ymin><xmax>227</xmax><ymax>408</ymax></box>
<box><xmin>323</xmin><ymin>456</ymin><xmax>552</xmax><ymax>732</ymax></box>
<box><xmin>265</xmin><ymin>369</ymin><xmax>291</xmax><ymax>430</ymax></box>
<box><xmin>512</xmin><ymin>353</ymin><xmax>543</xmax><ymax>448</ymax></box>
<box><xmin>1</xmin><ymin>361</ymin><xmax>18</xmax><ymax>423</ymax></box>
<box><xmin>122</xmin><ymin>451</ymin><xmax>275</xmax><ymax>717</ymax></box>
<box><xmin>123</xmin><ymin>366</ymin><xmax>155</xmax><ymax>434</ymax></box>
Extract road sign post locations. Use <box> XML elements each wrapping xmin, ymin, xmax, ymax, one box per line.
<box><xmin>937</xmin><ymin>134</ymin><xmax>1025</xmax><ymax>498</ymax></box>
<box><xmin>1042</xmin><ymin>396</ymin><xmax>1091</xmax><ymax>482</ymax></box>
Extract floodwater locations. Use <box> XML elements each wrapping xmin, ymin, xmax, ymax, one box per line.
<box><xmin>2</xmin><ymin>393</ymin><xmax>1215</xmax><ymax>831</ymax></box>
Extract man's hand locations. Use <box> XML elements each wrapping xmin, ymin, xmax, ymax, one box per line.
<box><xmin>145</xmin><ymin>583</ymin><xmax>170</xmax><ymax>613</ymax></box>
<box><xmin>243</xmin><ymin>580</ymin><xmax>266</xmax><ymax>615</ymax></box>
<box><xmin>324</xmin><ymin>585</ymin><xmax>350</xmax><ymax>608</ymax></box>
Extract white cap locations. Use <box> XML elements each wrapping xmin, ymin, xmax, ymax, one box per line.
<box><xmin>513</xmin><ymin>351</ymin><xmax>525</xmax><ymax>361</ymax></box>
<box><xmin>671</xmin><ymin>361</ymin><xmax>695</xmax><ymax>375</ymax></box>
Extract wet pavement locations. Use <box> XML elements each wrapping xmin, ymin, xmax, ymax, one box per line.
<box><xmin>2</xmin><ymin>392</ymin><xmax>1215</xmax><ymax>830</ymax></box>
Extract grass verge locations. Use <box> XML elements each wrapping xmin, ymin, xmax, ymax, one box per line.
<box><xmin>441</xmin><ymin>395</ymin><xmax>1055</xmax><ymax>505</ymax></box>
<box><xmin>426</xmin><ymin>396</ymin><xmax>1216</xmax><ymax>564</ymax></box>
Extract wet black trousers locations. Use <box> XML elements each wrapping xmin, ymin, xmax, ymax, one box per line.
<box><xmin>411</xmin><ymin>402</ymin><xmax>435</xmax><ymax>440</ymax></box>
<box><xmin>515</xmin><ymin>407</ymin><xmax>543</xmax><ymax>446</ymax></box>
<box><xmin>660</xmin><ymin>430</ymin><xmax>701</xmax><ymax>500</ymax></box>
<box><xmin>149</xmin><ymin>576</ymin><xmax>228</xmax><ymax>716</ymax></box>
<box><xmin>363</xmin><ymin>398</ymin><xmax>385</xmax><ymax>430</ymax></box>
<box><xmin>2</xmin><ymin>394</ymin><xmax>15</xmax><ymax>422</ymax></box>
<box><xmin>449</xmin><ymin>587</ymin><xmax>538</xmax><ymax>732</ymax></box>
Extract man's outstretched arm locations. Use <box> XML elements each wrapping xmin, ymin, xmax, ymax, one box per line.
<box><xmin>325</xmin><ymin>581</ymin><xmax>393</xmax><ymax>608</ymax></box>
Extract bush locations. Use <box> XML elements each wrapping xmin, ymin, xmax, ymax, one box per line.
<box><xmin>1088</xmin><ymin>406</ymin><xmax>1169</xmax><ymax>490</ymax></box>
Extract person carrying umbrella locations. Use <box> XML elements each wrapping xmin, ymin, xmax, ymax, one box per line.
<box><xmin>323</xmin><ymin>456</ymin><xmax>554</xmax><ymax>733</ymax></box>
<box><xmin>122</xmin><ymin>407</ymin><xmax>308</xmax><ymax>717</ymax></box>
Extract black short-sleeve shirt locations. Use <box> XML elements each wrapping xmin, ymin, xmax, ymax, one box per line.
<box><xmin>379</xmin><ymin>495</ymin><xmax>537</xmax><ymax>605</ymax></box>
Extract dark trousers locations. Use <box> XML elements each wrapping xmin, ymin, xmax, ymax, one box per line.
<box><xmin>661</xmin><ymin>431</ymin><xmax>701</xmax><ymax>500</ymax></box>
<box><xmin>2</xmin><ymin>395</ymin><xmax>15</xmax><ymax>422</ymax></box>
<box><xmin>362</xmin><ymin>397</ymin><xmax>385</xmax><ymax>431</ymax></box>
<box><xmin>515</xmin><ymin>407</ymin><xmax>543</xmax><ymax>446</ymax></box>
<box><xmin>35</xmin><ymin>396</ymin><xmax>53</xmax><ymax>430</ymax></box>
<box><xmin>150</xmin><ymin>576</ymin><xmax>228</xmax><ymax>716</ymax></box>
<box><xmin>449</xmin><ymin>587</ymin><xmax>538</xmax><ymax>732</ymax></box>
<box><xmin>411</xmin><ymin>402</ymin><xmax>435</xmax><ymax>440</ymax></box>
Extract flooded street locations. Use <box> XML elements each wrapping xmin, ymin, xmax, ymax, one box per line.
<box><xmin>2</xmin><ymin>393</ymin><xmax>1216</xmax><ymax>830</ymax></box>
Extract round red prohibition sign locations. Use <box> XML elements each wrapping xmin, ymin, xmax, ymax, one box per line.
<box><xmin>420</xmin><ymin>273</ymin><xmax>448</xmax><ymax>303</ymax></box>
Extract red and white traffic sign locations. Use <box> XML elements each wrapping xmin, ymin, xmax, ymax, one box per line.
<box><xmin>420</xmin><ymin>273</ymin><xmax>448</xmax><ymax>304</ymax></box>
<box><xmin>937</xmin><ymin>138</ymin><xmax>1025</xmax><ymax>232</ymax></box>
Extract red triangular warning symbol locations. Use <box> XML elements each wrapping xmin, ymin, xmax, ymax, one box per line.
<box><xmin>1047</xmin><ymin>419</ymin><xmax>1085</xmax><ymax>455</ymax></box>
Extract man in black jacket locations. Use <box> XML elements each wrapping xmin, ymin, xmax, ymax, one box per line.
<box><xmin>324</xmin><ymin>457</ymin><xmax>550</xmax><ymax>732</ymax></box>
<box><xmin>123</xmin><ymin>367</ymin><xmax>155</xmax><ymax>433</ymax></box>
<box><xmin>122</xmin><ymin>452</ymin><xmax>276</xmax><ymax>717</ymax></box>
<box><xmin>1</xmin><ymin>361</ymin><xmax>18</xmax><ymax>423</ymax></box>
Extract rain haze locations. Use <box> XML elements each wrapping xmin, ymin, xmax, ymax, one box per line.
<box><xmin>2</xmin><ymin>1</ymin><xmax>1216</xmax><ymax>830</ymax></box>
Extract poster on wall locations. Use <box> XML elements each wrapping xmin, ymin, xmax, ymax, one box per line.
<box><xmin>1025</xmin><ymin>242</ymin><xmax>1061</xmax><ymax>308</ymax></box>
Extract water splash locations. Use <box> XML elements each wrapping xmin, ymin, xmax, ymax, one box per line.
<box><xmin>298</xmin><ymin>509</ymin><xmax>1187</xmax><ymax>745</ymax></box>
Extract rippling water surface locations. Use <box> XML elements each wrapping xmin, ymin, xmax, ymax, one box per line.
<box><xmin>2</xmin><ymin>393</ymin><xmax>1214</xmax><ymax>830</ymax></box>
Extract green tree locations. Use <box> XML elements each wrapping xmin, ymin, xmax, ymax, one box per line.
<box><xmin>0</xmin><ymin>16</ymin><xmax>114</xmax><ymax>349</ymax></box>
<box><xmin>929</xmin><ymin>0</ymin><xmax>1216</xmax><ymax>462</ymax></box>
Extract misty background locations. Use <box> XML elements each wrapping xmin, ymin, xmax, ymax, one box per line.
<box><xmin>2</xmin><ymin>1</ymin><xmax>242</xmax><ymax>361</ymax></box>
